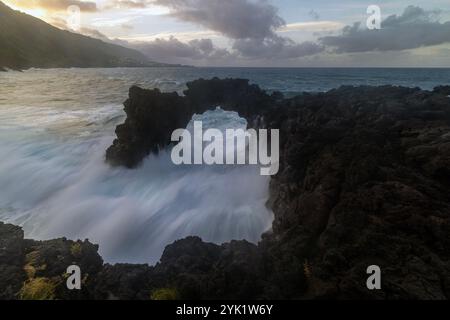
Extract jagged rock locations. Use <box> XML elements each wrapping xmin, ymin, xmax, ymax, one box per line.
<box><xmin>267</xmin><ymin>85</ymin><xmax>450</xmax><ymax>299</ymax></box>
<box><xmin>0</xmin><ymin>222</ymin><xmax>25</xmax><ymax>299</ymax></box>
<box><xmin>433</xmin><ymin>85</ymin><xmax>450</xmax><ymax>96</ymax></box>
<box><xmin>106</xmin><ymin>86</ymin><xmax>190</xmax><ymax>168</ymax></box>
<box><xmin>184</xmin><ymin>78</ymin><xmax>277</xmax><ymax>120</ymax></box>
<box><xmin>106</xmin><ymin>78</ymin><xmax>278</xmax><ymax>168</ymax></box>
<box><xmin>151</xmin><ymin>237</ymin><xmax>265</xmax><ymax>299</ymax></box>
<box><xmin>92</xmin><ymin>264</ymin><xmax>153</xmax><ymax>300</ymax></box>
<box><xmin>22</xmin><ymin>238</ymin><xmax>103</xmax><ymax>299</ymax></box>
<box><xmin>0</xmin><ymin>222</ymin><xmax>104</xmax><ymax>300</ymax></box>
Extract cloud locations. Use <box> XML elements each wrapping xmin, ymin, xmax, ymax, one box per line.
<box><xmin>92</xmin><ymin>0</ymin><xmax>325</xmax><ymax>62</ymax></box>
<box><xmin>151</xmin><ymin>0</ymin><xmax>323</xmax><ymax>60</ymax></box>
<box><xmin>131</xmin><ymin>35</ymin><xmax>323</xmax><ymax>64</ymax></box>
<box><xmin>320</xmin><ymin>6</ymin><xmax>450</xmax><ymax>53</ymax></box>
<box><xmin>154</xmin><ymin>0</ymin><xmax>284</xmax><ymax>40</ymax></box>
<box><xmin>233</xmin><ymin>36</ymin><xmax>324</xmax><ymax>59</ymax></box>
<box><xmin>120</xmin><ymin>30</ymin><xmax>218</xmax><ymax>42</ymax></box>
<box><xmin>47</xmin><ymin>16</ymin><xmax>115</xmax><ymax>42</ymax></box>
<box><xmin>7</xmin><ymin>0</ymin><xmax>97</xmax><ymax>12</ymax></box>
<box><xmin>133</xmin><ymin>36</ymin><xmax>232</xmax><ymax>63</ymax></box>
<box><xmin>279</xmin><ymin>21</ymin><xmax>344</xmax><ymax>33</ymax></box>
<box><xmin>23</xmin><ymin>0</ymin><xmax>320</xmax><ymax>64</ymax></box>
<box><xmin>78</xmin><ymin>27</ymin><xmax>111</xmax><ymax>40</ymax></box>
<box><xmin>121</xmin><ymin>23</ymin><xmax>134</xmax><ymax>30</ymax></box>
<box><xmin>46</xmin><ymin>13</ymin><xmax>231</xmax><ymax>63</ymax></box>
<box><xmin>104</xmin><ymin>0</ymin><xmax>152</xmax><ymax>9</ymax></box>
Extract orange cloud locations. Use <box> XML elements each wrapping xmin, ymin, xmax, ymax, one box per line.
<box><xmin>5</xmin><ymin>0</ymin><xmax>98</xmax><ymax>12</ymax></box>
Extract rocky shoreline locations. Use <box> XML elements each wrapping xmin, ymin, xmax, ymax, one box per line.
<box><xmin>1</xmin><ymin>79</ymin><xmax>450</xmax><ymax>300</ymax></box>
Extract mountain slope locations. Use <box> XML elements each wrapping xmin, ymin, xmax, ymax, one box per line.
<box><xmin>0</xmin><ymin>1</ymin><xmax>161</xmax><ymax>69</ymax></box>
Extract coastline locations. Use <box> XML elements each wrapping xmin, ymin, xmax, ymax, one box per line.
<box><xmin>1</xmin><ymin>80</ymin><xmax>449</xmax><ymax>300</ymax></box>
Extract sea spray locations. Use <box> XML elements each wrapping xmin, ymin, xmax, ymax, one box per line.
<box><xmin>171</xmin><ymin>107</ymin><xmax>280</xmax><ymax>175</ymax></box>
<box><xmin>0</xmin><ymin>107</ymin><xmax>273</xmax><ymax>264</ymax></box>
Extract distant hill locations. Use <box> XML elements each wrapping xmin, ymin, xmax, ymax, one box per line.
<box><xmin>0</xmin><ymin>1</ymin><xmax>165</xmax><ymax>70</ymax></box>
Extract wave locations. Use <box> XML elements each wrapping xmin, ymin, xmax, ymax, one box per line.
<box><xmin>0</xmin><ymin>108</ymin><xmax>273</xmax><ymax>264</ymax></box>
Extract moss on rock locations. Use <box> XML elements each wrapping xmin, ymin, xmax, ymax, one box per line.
<box><xmin>19</xmin><ymin>278</ymin><xmax>56</xmax><ymax>300</ymax></box>
<box><xmin>151</xmin><ymin>288</ymin><xmax>179</xmax><ymax>300</ymax></box>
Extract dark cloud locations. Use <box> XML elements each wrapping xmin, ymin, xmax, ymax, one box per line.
<box><xmin>132</xmin><ymin>35</ymin><xmax>324</xmax><ymax>64</ymax></box>
<box><xmin>8</xmin><ymin>0</ymin><xmax>97</xmax><ymax>12</ymax></box>
<box><xmin>151</xmin><ymin>0</ymin><xmax>323</xmax><ymax>60</ymax></box>
<box><xmin>383</xmin><ymin>6</ymin><xmax>441</xmax><ymax>26</ymax></box>
<box><xmin>154</xmin><ymin>0</ymin><xmax>284</xmax><ymax>40</ymax></box>
<box><xmin>233</xmin><ymin>36</ymin><xmax>324</xmax><ymax>59</ymax></box>
<box><xmin>133</xmin><ymin>36</ymin><xmax>232</xmax><ymax>63</ymax></box>
<box><xmin>320</xmin><ymin>6</ymin><xmax>450</xmax><ymax>53</ymax></box>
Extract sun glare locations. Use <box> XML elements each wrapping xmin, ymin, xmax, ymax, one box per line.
<box><xmin>4</xmin><ymin>1</ymin><xmax>47</xmax><ymax>19</ymax></box>
<box><xmin>19</xmin><ymin>8</ymin><xmax>47</xmax><ymax>19</ymax></box>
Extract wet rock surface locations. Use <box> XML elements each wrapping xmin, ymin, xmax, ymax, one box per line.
<box><xmin>106</xmin><ymin>78</ymin><xmax>278</xmax><ymax>168</ymax></box>
<box><xmin>1</xmin><ymin>79</ymin><xmax>450</xmax><ymax>299</ymax></box>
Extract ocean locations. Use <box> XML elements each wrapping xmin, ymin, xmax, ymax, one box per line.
<box><xmin>0</xmin><ymin>67</ymin><xmax>449</xmax><ymax>264</ymax></box>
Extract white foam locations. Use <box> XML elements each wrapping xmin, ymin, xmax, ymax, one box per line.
<box><xmin>0</xmin><ymin>109</ymin><xmax>273</xmax><ymax>264</ymax></box>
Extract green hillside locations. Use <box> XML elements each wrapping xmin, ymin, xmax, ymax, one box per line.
<box><xmin>0</xmin><ymin>1</ymin><xmax>160</xmax><ymax>69</ymax></box>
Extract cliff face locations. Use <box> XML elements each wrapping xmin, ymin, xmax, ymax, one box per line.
<box><xmin>1</xmin><ymin>80</ymin><xmax>450</xmax><ymax>300</ymax></box>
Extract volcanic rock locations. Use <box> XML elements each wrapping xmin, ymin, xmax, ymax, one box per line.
<box><xmin>106</xmin><ymin>78</ymin><xmax>278</xmax><ymax>168</ymax></box>
<box><xmin>2</xmin><ymin>79</ymin><xmax>450</xmax><ymax>300</ymax></box>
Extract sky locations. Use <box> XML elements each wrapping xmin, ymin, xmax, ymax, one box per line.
<box><xmin>4</xmin><ymin>0</ymin><xmax>450</xmax><ymax>67</ymax></box>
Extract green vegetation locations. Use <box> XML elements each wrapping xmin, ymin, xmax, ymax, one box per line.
<box><xmin>151</xmin><ymin>288</ymin><xmax>179</xmax><ymax>300</ymax></box>
<box><xmin>23</xmin><ymin>250</ymin><xmax>47</xmax><ymax>279</ymax></box>
<box><xmin>19</xmin><ymin>278</ymin><xmax>56</xmax><ymax>300</ymax></box>
<box><xmin>70</xmin><ymin>243</ymin><xmax>83</xmax><ymax>258</ymax></box>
